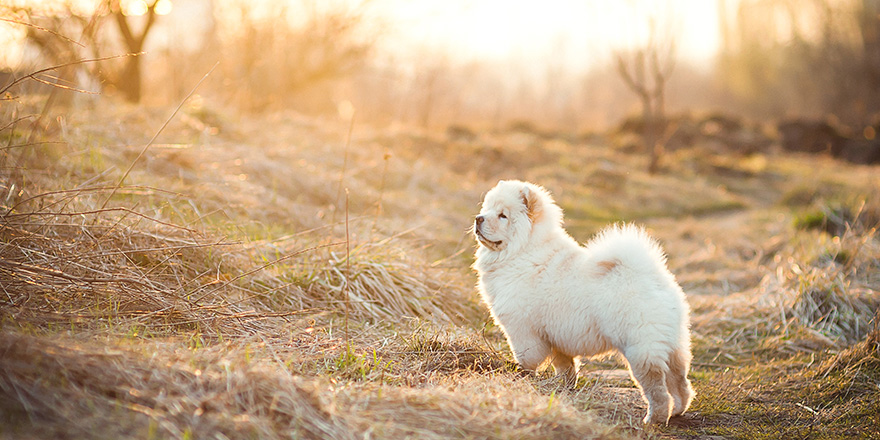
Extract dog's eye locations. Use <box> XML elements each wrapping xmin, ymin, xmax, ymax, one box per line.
<box><xmin>498</xmin><ymin>213</ymin><xmax>507</xmax><ymax>219</ymax></box>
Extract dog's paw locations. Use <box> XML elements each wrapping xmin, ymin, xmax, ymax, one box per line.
<box><xmin>643</xmin><ymin>410</ymin><xmax>670</xmax><ymax>425</ymax></box>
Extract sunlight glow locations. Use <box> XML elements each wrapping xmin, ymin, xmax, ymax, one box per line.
<box><xmin>155</xmin><ymin>0</ymin><xmax>173</xmax><ymax>16</ymax></box>
<box><xmin>120</xmin><ymin>0</ymin><xmax>173</xmax><ymax>17</ymax></box>
<box><xmin>0</xmin><ymin>22</ymin><xmax>25</xmax><ymax>69</ymax></box>
<box><xmin>376</xmin><ymin>0</ymin><xmax>724</xmax><ymax>69</ymax></box>
<box><xmin>121</xmin><ymin>0</ymin><xmax>148</xmax><ymax>17</ymax></box>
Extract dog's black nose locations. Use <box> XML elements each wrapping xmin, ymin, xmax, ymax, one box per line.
<box><xmin>475</xmin><ymin>215</ymin><xmax>484</xmax><ymax>227</ymax></box>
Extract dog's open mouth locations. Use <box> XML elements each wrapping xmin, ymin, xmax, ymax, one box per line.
<box><xmin>475</xmin><ymin>229</ymin><xmax>503</xmax><ymax>250</ymax></box>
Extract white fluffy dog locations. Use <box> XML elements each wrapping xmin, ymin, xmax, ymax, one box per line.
<box><xmin>472</xmin><ymin>180</ymin><xmax>694</xmax><ymax>424</ymax></box>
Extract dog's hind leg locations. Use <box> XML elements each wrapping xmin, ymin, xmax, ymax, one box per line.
<box><xmin>625</xmin><ymin>353</ymin><xmax>672</xmax><ymax>424</ymax></box>
<box><xmin>550</xmin><ymin>347</ymin><xmax>578</xmax><ymax>385</ymax></box>
<box><xmin>666</xmin><ymin>347</ymin><xmax>694</xmax><ymax>416</ymax></box>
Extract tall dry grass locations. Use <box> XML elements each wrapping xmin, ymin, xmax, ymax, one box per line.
<box><xmin>0</xmin><ymin>185</ymin><xmax>472</xmax><ymax>338</ymax></box>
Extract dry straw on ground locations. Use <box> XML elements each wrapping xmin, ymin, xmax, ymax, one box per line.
<box><xmin>0</xmin><ymin>332</ymin><xmax>353</xmax><ymax>439</ymax></box>
<box><xmin>3</xmin><ymin>96</ymin><xmax>880</xmax><ymax>439</ymax></box>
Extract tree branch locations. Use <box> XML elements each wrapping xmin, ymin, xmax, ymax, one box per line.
<box><xmin>0</xmin><ymin>53</ymin><xmax>140</xmax><ymax>96</ymax></box>
<box><xmin>616</xmin><ymin>52</ymin><xmax>651</xmax><ymax>101</ymax></box>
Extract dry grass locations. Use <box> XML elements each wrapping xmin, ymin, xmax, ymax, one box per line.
<box><xmin>0</xmin><ymin>322</ymin><xmax>639</xmax><ymax>440</ymax></box>
<box><xmin>2</xmin><ymin>97</ymin><xmax>880</xmax><ymax>439</ymax></box>
<box><xmin>0</xmin><ymin>331</ymin><xmax>352</xmax><ymax>439</ymax></box>
<box><xmin>0</xmin><ymin>177</ymin><xmax>472</xmax><ymax>338</ymax></box>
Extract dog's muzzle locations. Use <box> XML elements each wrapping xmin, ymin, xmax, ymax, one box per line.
<box><xmin>474</xmin><ymin>215</ymin><xmax>502</xmax><ymax>249</ymax></box>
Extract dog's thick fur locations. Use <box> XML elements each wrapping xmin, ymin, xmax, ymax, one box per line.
<box><xmin>473</xmin><ymin>180</ymin><xmax>694</xmax><ymax>424</ymax></box>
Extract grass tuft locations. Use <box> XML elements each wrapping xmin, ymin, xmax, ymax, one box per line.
<box><xmin>789</xmin><ymin>268</ymin><xmax>877</xmax><ymax>346</ymax></box>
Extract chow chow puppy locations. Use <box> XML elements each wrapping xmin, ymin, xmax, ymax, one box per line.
<box><xmin>472</xmin><ymin>180</ymin><xmax>694</xmax><ymax>424</ymax></box>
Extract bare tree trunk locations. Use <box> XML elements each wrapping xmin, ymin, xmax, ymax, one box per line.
<box><xmin>110</xmin><ymin>0</ymin><xmax>158</xmax><ymax>103</ymax></box>
<box><xmin>117</xmin><ymin>56</ymin><xmax>143</xmax><ymax>103</ymax></box>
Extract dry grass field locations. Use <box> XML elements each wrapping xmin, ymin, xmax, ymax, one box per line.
<box><xmin>1</xmin><ymin>99</ymin><xmax>879</xmax><ymax>439</ymax></box>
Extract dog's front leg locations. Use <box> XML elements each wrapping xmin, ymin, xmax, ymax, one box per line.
<box><xmin>505</xmin><ymin>329</ymin><xmax>551</xmax><ymax>372</ymax></box>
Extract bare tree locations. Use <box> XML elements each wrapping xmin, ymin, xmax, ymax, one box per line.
<box><xmin>108</xmin><ymin>0</ymin><xmax>161</xmax><ymax>103</ymax></box>
<box><xmin>12</xmin><ymin>1</ymin><xmax>164</xmax><ymax>104</ymax></box>
<box><xmin>615</xmin><ymin>20</ymin><xmax>676</xmax><ymax>173</ymax></box>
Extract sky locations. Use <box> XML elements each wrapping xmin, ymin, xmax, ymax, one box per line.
<box><xmin>372</xmin><ymin>0</ymin><xmax>726</xmax><ymax>70</ymax></box>
<box><xmin>1</xmin><ymin>0</ymin><xmax>727</xmax><ymax>72</ymax></box>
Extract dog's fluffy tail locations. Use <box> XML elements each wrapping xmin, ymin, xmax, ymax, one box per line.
<box><xmin>587</xmin><ymin>224</ymin><xmax>670</xmax><ymax>274</ymax></box>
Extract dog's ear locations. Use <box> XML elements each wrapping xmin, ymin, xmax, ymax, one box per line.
<box><xmin>521</xmin><ymin>186</ymin><xmax>542</xmax><ymax>224</ymax></box>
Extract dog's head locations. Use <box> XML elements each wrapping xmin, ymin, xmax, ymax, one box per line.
<box><xmin>473</xmin><ymin>180</ymin><xmax>561</xmax><ymax>253</ymax></box>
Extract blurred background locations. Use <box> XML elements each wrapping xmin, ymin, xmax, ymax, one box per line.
<box><xmin>2</xmin><ymin>0</ymin><xmax>880</xmax><ymax>150</ymax></box>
